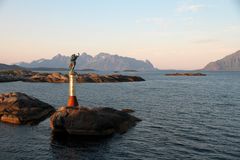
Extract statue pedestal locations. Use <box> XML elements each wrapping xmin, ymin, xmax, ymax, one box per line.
<box><xmin>67</xmin><ymin>71</ymin><xmax>79</xmax><ymax>107</ymax></box>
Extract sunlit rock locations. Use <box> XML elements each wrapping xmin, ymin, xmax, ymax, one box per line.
<box><xmin>0</xmin><ymin>92</ymin><xmax>55</xmax><ymax>125</ymax></box>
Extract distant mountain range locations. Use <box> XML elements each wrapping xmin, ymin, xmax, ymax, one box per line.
<box><xmin>203</xmin><ymin>50</ymin><xmax>240</xmax><ymax>71</ymax></box>
<box><xmin>16</xmin><ymin>53</ymin><xmax>156</xmax><ymax>71</ymax></box>
<box><xmin>0</xmin><ymin>63</ymin><xmax>23</xmax><ymax>70</ymax></box>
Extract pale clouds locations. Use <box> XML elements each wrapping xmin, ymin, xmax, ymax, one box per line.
<box><xmin>177</xmin><ymin>4</ymin><xmax>205</xmax><ymax>12</ymax></box>
<box><xmin>224</xmin><ymin>25</ymin><xmax>240</xmax><ymax>32</ymax></box>
<box><xmin>193</xmin><ymin>39</ymin><xmax>218</xmax><ymax>44</ymax></box>
<box><xmin>136</xmin><ymin>17</ymin><xmax>170</xmax><ymax>29</ymax></box>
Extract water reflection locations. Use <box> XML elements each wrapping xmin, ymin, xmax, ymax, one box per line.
<box><xmin>50</xmin><ymin>133</ymin><xmax>114</xmax><ymax>159</ymax></box>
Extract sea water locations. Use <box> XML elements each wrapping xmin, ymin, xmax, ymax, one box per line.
<box><xmin>0</xmin><ymin>70</ymin><xmax>240</xmax><ymax>160</ymax></box>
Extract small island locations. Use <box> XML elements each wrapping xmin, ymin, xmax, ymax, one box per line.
<box><xmin>0</xmin><ymin>69</ymin><xmax>145</xmax><ymax>83</ymax></box>
<box><xmin>165</xmin><ymin>73</ymin><xmax>207</xmax><ymax>76</ymax></box>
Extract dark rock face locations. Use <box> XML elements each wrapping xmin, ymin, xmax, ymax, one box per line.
<box><xmin>165</xmin><ymin>73</ymin><xmax>206</xmax><ymax>76</ymax></box>
<box><xmin>50</xmin><ymin>106</ymin><xmax>141</xmax><ymax>136</ymax></box>
<box><xmin>0</xmin><ymin>70</ymin><xmax>145</xmax><ymax>83</ymax></box>
<box><xmin>0</xmin><ymin>92</ymin><xmax>55</xmax><ymax>125</ymax></box>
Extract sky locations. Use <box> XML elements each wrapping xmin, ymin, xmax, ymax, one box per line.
<box><xmin>0</xmin><ymin>0</ymin><xmax>240</xmax><ymax>70</ymax></box>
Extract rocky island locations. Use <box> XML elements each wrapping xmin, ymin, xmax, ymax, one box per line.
<box><xmin>0</xmin><ymin>91</ymin><xmax>141</xmax><ymax>136</ymax></box>
<box><xmin>165</xmin><ymin>73</ymin><xmax>206</xmax><ymax>76</ymax></box>
<box><xmin>0</xmin><ymin>92</ymin><xmax>55</xmax><ymax>125</ymax></box>
<box><xmin>0</xmin><ymin>69</ymin><xmax>145</xmax><ymax>83</ymax></box>
<box><xmin>50</xmin><ymin>106</ymin><xmax>141</xmax><ymax>136</ymax></box>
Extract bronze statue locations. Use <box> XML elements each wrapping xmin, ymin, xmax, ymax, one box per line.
<box><xmin>69</xmin><ymin>53</ymin><xmax>80</xmax><ymax>72</ymax></box>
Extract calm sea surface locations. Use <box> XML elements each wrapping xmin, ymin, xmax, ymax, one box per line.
<box><xmin>0</xmin><ymin>70</ymin><xmax>240</xmax><ymax>160</ymax></box>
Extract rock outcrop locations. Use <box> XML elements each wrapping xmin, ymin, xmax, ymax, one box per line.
<box><xmin>30</xmin><ymin>72</ymin><xmax>69</xmax><ymax>83</ymax></box>
<box><xmin>0</xmin><ymin>75</ymin><xmax>20</xmax><ymax>82</ymax></box>
<box><xmin>50</xmin><ymin>106</ymin><xmax>141</xmax><ymax>136</ymax></box>
<box><xmin>0</xmin><ymin>92</ymin><xmax>55</xmax><ymax>125</ymax></box>
<box><xmin>76</xmin><ymin>73</ymin><xmax>144</xmax><ymax>83</ymax></box>
<box><xmin>0</xmin><ymin>70</ymin><xmax>145</xmax><ymax>83</ymax></box>
<box><xmin>165</xmin><ymin>73</ymin><xmax>206</xmax><ymax>76</ymax></box>
<box><xmin>0</xmin><ymin>70</ymin><xmax>32</xmax><ymax>82</ymax></box>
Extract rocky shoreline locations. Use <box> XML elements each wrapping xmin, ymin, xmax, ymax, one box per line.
<box><xmin>0</xmin><ymin>69</ymin><xmax>145</xmax><ymax>83</ymax></box>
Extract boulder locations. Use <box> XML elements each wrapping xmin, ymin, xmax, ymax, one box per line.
<box><xmin>29</xmin><ymin>73</ymin><xmax>48</xmax><ymax>82</ymax></box>
<box><xmin>50</xmin><ymin>106</ymin><xmax>141</xmax><ymax>136</ymax></box>
<box><xmin>0</xmin><ymin>92</ymin><xmax>55</xmax><ymax>125</ymax></box>
<box><xmin>47</xmin><ymin>72</ymin><xmax>69</xmax><ymax>83</ymax></box>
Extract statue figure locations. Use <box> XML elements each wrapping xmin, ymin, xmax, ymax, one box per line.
<box><xmin>69</xmin><ymin>53</ymin><xmax>80</xmax><ymax>72</ymax></box>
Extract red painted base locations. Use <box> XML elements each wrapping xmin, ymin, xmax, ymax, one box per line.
<box><xmin>67</xmin><ymin>96</ymin><xmax>79</xmax><ymax>107</ymax></box>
